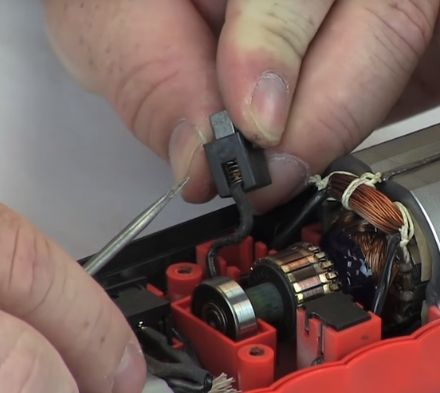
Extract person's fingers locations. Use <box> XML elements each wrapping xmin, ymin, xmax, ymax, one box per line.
<box><xmin>191</xmin><ymin>0</ymin><xmax>227</xmax><ymax>35</ymax></box>
<box><xmin>250</xmin><ymin>0</ymin><xmax>440</xmax><ymax>212</ymax></box>
<box><xmin>281</xmin><ymin>0</ymin><xmax>440</xmax><ymax>168</ymax></box>
<box><xmin>43</xmin><ymin>0</ymin><xmax>222</xmax><ymax>202</ymax></box>
<box><xmin>386</xmin><ymin>20</ymin><xmax>440</xmax><ymax>123</ymax></box>
<box><xmin>216</xmin><ymin>0</ymin><xmax>334</xmax><ymax>211</ymax></box>
<box><xmin>0</xmin><ymin>310</ymin><xmax>78</xmax><ymax>392</ymax></box>
<box><xmin>217</xmin><ymin>0</ymin><xmax>335</xmax><ymax>146</ymax></box>
<box><xmin>0</xmin><ymin>204</ymin><xmax>145</xmax><ymax>393</ymax></box>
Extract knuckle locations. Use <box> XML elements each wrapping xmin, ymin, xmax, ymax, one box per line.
<box><xmin>113</xmin><ymin>59</ymin><xmax>179</xmax><ymax>131</ymax></box>
<box><xmin>112</xmin><ymin>59</ymin><xmax>180</xmax><ymax>155</ymax></box>
<box><xmin>391</xmin><ymin>0</ymin><xmax>436</xmax><ymax>52</ymax></box>
<box><xmin>367</xmin><ymin>1</ymin><xmax>437</xmax><ymax>60</ymax></box>
<box><xmin>257</xmin><ymin>2</ymin><xmax>311</xmax><ymax>59</ymax></box>
<box><xmin>0</xmin><ymin>205</ymin><xmax>53</xmax><ymax>316</ymax></box>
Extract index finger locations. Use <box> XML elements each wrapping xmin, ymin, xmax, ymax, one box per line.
<box><xmin>280</xmin><ymin>0</ymin><xmax>440</xmax><ymax>173</ymax></box>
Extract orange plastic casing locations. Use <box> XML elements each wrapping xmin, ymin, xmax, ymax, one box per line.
<box><xmin>244</xmin><ymin>307</ymin><xmax>440</xmax><ymax>393</ymax></box>
<box><xmin>166</xmin><ymin>262</ymin><xmax>203</xmax><ymax>301</ymax></box>
<box><xmin>171</xmin><ymin>297</ymin><xmax>277</xmax><ymax>387</ymax></box>
<box><xmin>296</xmin><ymin>307</ymin><xmax>381</xmax><ymax>368</ymax></box>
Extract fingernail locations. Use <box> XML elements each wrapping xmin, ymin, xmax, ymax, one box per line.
<box><xmin>250</xmin><ymin>72</ymin><xmax>290</xmax><ymax>144</ymax></box>
<box><xmin>249</xmin><ymin>152</ymin><xmax>310</xmax><ymax>213</ymax></box>
<box><xmin>113</xmin><ymin>337</ymin><xmax>146</xmax><ymax>393</ymax></box>
<box><xmin>169</xmin><ymin>120</ymin><xmax>204</xmax><ymax>181</ymax></box>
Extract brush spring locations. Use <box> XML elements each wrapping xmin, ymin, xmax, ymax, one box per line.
<box><xmin>223</xmin><ymin>160</ymin><xmax>243</xmax><ymax>185</ymax></box>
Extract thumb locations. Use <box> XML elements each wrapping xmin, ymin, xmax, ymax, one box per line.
<box><xmin>217</xmin><ymin>0</ymin><xmax>334</xmax><ymax>146</ymax></box>
<box><xmin>217</xmin><ymin>0</ymin><xmax>334</xmax><ymax>210</ymax></box>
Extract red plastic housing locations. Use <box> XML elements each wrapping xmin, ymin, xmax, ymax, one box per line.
<box><xmin>162</xmin><ymin>237</ymin><xmax>440</xmax><ymax>392</ymax></box>
<box><xmin>171</xmin><ymin>297</ymin><xmax>277</xmax><ymax>384</ymax></box>
<box><xmin>237</xmin><ymin>344</ymin><xmax>275</xmax><ymax>391</ymax></box>
<box><xmin>301</xmin><ymin>223</ymin><xmax>322</xmax><ymax>246</ymax></box>
<box><xmin>252</xmin><ymin>316</ymin><xmax>440</xmax><ymax>393</ymax></box>
<box><xmin>296</xmin><ymin>307</ymin><xmax>381</xmax><ymax>368</ymax></box>
<box><xmin>428</xmin><ymin>304</ymin><xmax>440</xmax><ymax>322</ymax></box>
<box><xmin>166</xmin><ymin>262</ymin><xmax>203</xmax><ymax>301</ymax></box>
<box><xmin>196</xmin><ymin>236</ymin><xmax>269</xmax><ymax>278</ymax></box>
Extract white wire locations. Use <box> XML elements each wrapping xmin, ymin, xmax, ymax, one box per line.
<box><xmin>340</xmin><ymin>172</ymin><xmax>383</xmax><ymax>210</ymax></box>
<box><xmin>309</xmin><ymin>171</ymin><xmax>382</xmax><ymax>209</ymax></box>
<box><xmin>309</xmin><ymin>171</ymin><xmax>356</xmax><ymax>191</ymax></box>
<box><xmin>394</xmin><ymin>201</ymin><xmax>415</xmax><ymax>263</ymax></box>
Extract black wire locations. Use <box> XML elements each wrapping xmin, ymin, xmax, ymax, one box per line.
<box><xmin>138</xmin><ymin>326</ymin><xmax>213</xmax><ymax>393</ymax></box>
<box><xmin>207</xmin><ymin>182</ymin><xmax>254</xmax><ymax>278</ymax></box>
<box><xmin>167</xmin><ymin>377</ymin><xmax>211</xmax><ymax>393</ymax></box>
<box><xmin>372</xmin><ymin>234</ymin><xmax>401</xmax><ymax>315</ymax></box>
<box><xmin>271</xmin><ymin>188</ymin><xmax>327</xmax><ymax>250</ymax></box>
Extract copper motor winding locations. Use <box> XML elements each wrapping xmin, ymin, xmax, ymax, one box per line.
<box><xmin>324</xmin><ymin>172</ymin><xmax>423</xmax><ymax>326</ymax></box>
<box><xmin>251</xmin><ymin>242</ymin><xmax>341</xmax><ymax>305</ymax></box>
<box><xmin>328</xmin><ymin>173</ymin><xmax>404</xmax><ymax>235</ymax></box>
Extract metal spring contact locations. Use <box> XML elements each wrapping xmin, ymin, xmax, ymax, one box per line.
<box><xmin>262</xmin><ymin>242</ymin><xmax>341</xmax><ymax>305</ymax></box>
<box><xmin>223</xmin><ymin>160</ymin><xmax>243</xmax><ymax>185</ymax></box>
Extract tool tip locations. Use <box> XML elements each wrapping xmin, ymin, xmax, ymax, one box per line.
<box><xmin>170</xmin><ymin>176</ymin><xmax>190</xmax><ymax>197</ymax></box>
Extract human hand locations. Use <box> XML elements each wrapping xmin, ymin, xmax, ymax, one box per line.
<box><xmin>0</xmin><ymin>204</ymin><xmax>146</xmax><ymax>392</ymax></box>
<box><xmin>44</xmin><ymin>0</ymin><xmax>440</xmax><ymax>211</ymax></box>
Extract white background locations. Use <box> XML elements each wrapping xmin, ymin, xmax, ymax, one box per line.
<box><xmin>1</xmin><ymin>1</ymin><xmax>439</xmax><ymax>260</ymax></box>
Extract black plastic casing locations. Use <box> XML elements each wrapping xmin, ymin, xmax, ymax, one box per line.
<box><xmin>303</xmin><ymin>292</ymin><xmax>370</xmax><ymax>331</ymax></box>
<box><xmin>203</xmin><ymin>111</ymin><xmax>271</xmax><ymax>198</ymax></box>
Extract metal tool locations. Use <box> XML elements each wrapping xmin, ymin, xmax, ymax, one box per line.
<box><xmin>84</xmin><ymin>177</ymin><xmax>189</xmax><ymax>276</ymax></box>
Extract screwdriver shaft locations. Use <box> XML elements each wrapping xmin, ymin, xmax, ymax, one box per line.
<box><xmin>84</xmin><ymin>177</ymin><xmax>189</xmax><ymax>276</ymax></box>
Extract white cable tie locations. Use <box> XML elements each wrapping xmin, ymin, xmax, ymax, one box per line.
<box><xmin>394</xmin><ymin>201</ymin><xmax>415</xmax><ymax>263</ymax></box>
<box><xmin>309</xmin><ymin>171</ymin><xmax>357</xmax><ymax>191</ymax></box>
<box><xmin>309</xmin><ymin>174</ymin><xmax>329</xmax><ymax>191</ymax></box>
<box><xmin>340</xmin><ymin>172</ymin><xmax>382</xmax><ymax>210</ymax></box>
